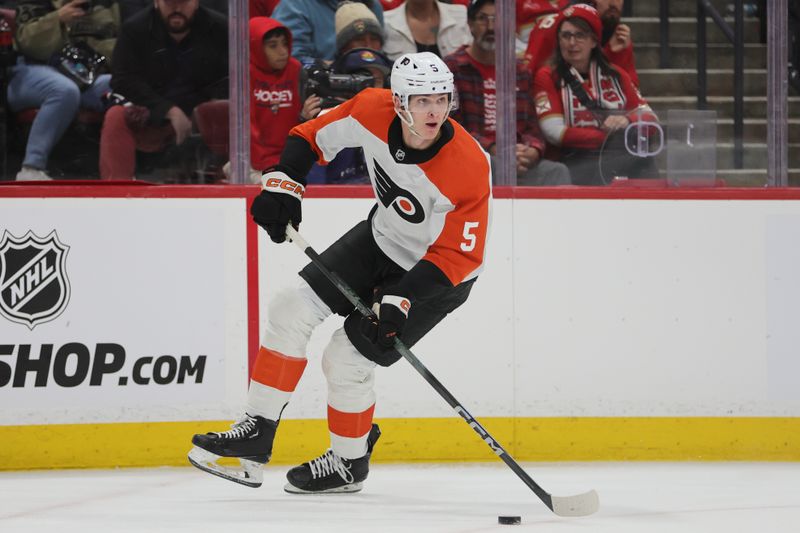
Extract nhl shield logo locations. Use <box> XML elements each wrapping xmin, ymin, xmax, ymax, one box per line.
<box><xmin>0</xmin><ymin>230</ymin><xmax>71</xmax><ymax>330</ymax></box>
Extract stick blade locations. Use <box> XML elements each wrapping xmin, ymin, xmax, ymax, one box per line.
<box><xmin>550</xmin><ymin>489</ymin><xmax>600</xmax><ymax>517</ymax></box>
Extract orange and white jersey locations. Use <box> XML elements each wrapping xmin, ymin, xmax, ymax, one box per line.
<box><xmin>290</xmin><ymin>88</ymin><xmax>492</xmax><ymax>286</ymax></box>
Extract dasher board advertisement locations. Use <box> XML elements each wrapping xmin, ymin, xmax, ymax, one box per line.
<box><xmin>0</xmin><ymin>197</ymin><xmax>250</xmax><ymax>425</ymax></box>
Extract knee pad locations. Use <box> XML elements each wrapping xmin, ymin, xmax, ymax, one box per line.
<box><xmin>322</xmin><ymin>328</ymin><xmax>376</xmax><ymax>412</ymax></box>
<box><xmin>262</xmin><ymin>281</ymin><xmax>331</xmax><ymax>358</ymax></box>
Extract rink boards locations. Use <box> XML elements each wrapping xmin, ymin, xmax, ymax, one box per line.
<box><xmin>1</xmin><ymin>185</ymin><xmax>799</xmax><ymax>469</ymax></box>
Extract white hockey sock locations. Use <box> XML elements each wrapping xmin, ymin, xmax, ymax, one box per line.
<box><xmin>247</xmin><ymin>281</ymin><xmax>331</xmax><ymax>420</ymax></box>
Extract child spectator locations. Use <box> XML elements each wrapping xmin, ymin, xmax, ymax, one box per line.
<box><xmin>248</xmin><ymin>17</ymin><xmax>320</xmax><ymax>181</ymax></box>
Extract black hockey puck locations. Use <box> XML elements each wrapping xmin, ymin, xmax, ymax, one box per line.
<box><xmin>498</xmin><ymin>516</ymin><xmax>521</xmax><ymax>525</ymax></box>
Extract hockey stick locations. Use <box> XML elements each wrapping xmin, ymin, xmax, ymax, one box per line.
<box><xmin>284</xmin><ymin>225</ymin><xmax>599</xmax><ymax>517</ymax></box>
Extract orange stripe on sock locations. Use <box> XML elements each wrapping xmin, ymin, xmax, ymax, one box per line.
<box><xmin>327</xmin><ymin>404</ymin><xmax>375</xmax><ymax>438</ymax></box>
<box><xmin>251</xmin><ymin>346</ymin><xmax>308</xmax><ymax>392</ymax></box>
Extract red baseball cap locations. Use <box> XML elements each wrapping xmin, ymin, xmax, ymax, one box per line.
<box><xmin>558</xmin><ymin>4</ymin><xmax>602</xmax><ymax>43</ymax></box>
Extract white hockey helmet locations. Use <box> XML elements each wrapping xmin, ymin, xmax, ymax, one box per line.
<box><xmin>391</xmin><ymin>52</ymin><xmax>457</xmax><ymax>114</ymax></box>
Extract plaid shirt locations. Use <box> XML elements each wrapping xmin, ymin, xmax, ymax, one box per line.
<box><xmin>444</xmin><ymin>46</ymin><xmax>546</xmax><ymax>154</ymax></box>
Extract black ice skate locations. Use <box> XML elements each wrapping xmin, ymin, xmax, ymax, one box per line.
<box><xmin>284</xmin><ymin>424</ymin><xmax>381</xmax><ymax>494</ymax></box>
<box><xmin>188</xmin><ymin>414</ymin><xmax>277</xmax><ymax>488</ymax></box>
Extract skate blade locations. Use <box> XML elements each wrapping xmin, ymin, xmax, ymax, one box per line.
<box><xmin>283</xmin><ymin>481</ymin><xmax>363</xmax><ymax>494</ymax></box>
<box><xmin>187</xmin><ymin>446</ymin><xmax>264</xmax><ymax>488</ymax></box>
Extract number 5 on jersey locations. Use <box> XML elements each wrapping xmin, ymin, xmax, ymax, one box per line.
<box><xmin>460</xmin><ymin>221</ymin><xmax>480</xmax><ymax>252</ymax></box>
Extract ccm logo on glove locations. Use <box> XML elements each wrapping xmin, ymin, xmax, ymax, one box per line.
<box><xmin>263</xmin><ymin>172</ymin><xmax>305</xmax><ymax>200</ymax></box>
<box><xmin>251</xmin><ymin>169</ymin><xmax>304</xmax><ymax>244</ymax></box>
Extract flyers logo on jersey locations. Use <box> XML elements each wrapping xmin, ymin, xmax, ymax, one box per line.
<box><xmin>373</xmin><ymin>160</ymin><xmax>424</xmax><ymax>224</ymax></box>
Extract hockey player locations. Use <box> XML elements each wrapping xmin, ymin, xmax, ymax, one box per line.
<box><xmin>188</xmin><ymin>52</ymin><xmax>492</xmax><ymax>493</ymax></box>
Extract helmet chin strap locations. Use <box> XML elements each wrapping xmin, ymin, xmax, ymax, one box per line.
<box><xmin>396</xmin><ymin>107</ymin><xmax>424</xmax><ymax>139</ymax></box>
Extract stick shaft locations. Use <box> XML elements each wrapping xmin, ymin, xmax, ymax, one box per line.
<box><xmin>284</xmin><ymin>226</ymin><xmax>554</xmax><ymax>511</ymax></box>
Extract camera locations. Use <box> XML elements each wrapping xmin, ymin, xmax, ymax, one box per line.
<box><xmin>304</xmin><ymin>61</ymin><xmax>375</xmax><ymax>109</ymax></box>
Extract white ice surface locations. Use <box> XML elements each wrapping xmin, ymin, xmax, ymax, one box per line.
<box><xmin>1</xmin><ymin>462</ymin><xmax>799</xmax><ymax>532</ymax></box>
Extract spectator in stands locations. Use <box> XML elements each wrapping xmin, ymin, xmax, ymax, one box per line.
<box><xmin>272</xmin><ymin>0</ymin><xmax>383</xmax><ymax>65</ymax></box>
<box><xmin>119</xmin><ymin>0</ymin><xmax>225</xmax><ymax>21</ymax></box>
<box><xmin>383</xmin><ymin>0</ymin><xmax>471</xmax><ymax>60</ymax></box>
<box><xmin>250</xmin><ymin>0</ymin><xmax>280</xmax><ymax>18</ymax></box>
<box><xmin>99</xmin><ymin>0</ymin><xmax>228</xmax><ymax>180</ymax></box>
<box><xmin>119</xmin><ymin>0</ymin><xmax>150</xmax><ymax>22</ymax></box>
<box><xmin>200</xmin><ymin>0</ymin><xmax>228</xmax><ymax>15</ymax></box>
<box><xmin>7</xmin><ymin>0</ymin><xmax>120</xmax><ymax>181</ymax></box>
<box><xmin>306</xmin><ymin>1</ymin><xmax>393</xmax><ymax>184</ymax></box>
<box><xmin>515</xmin><ymin>0</ymin><xmax>566</xmax><ymax>58</ymax></box>
<box><xmin>380</xmin><ymin>0</ymin><xmax>469</xmax><ymax>11</ymax></box>
<box><xmin>533</xmin><ymin>4</ymin><xmax>658</xmax><ymax>185</ymax></box>
<box><xmin>525</xmin><ymin>0</ymin><xmax>638</xmax><ymax>86</ymax></box>
<box><xmin>445</xmin><ymin>0</ymin><xmax>570</xmax><ymax>185</ymax></box>
<box><xmin>336</xmin><ymin>0</ymin><xmax>384</xmax><ymax>54</ymax></box>
<box><xmin>237</xmin><ymin>16</ymin><xmax>318</xmax><ymax>183</ymax></box>
<box><xmin>790</xmin><ymin>0</ymin><xmax>800</xmax><ymax>93</ymax></box>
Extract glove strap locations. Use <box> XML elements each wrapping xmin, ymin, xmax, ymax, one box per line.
<box><xmin>261</xmin><ymin>171</ymin><xmax>306</xmax><ymax>201</ymax></box>
<box><xmin>382</xmin><ymin>295</ymin><xmax>411</xmax><ymax>317</ymax></box>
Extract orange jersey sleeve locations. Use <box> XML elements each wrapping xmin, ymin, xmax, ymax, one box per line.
<box><xmin>418</xmin><ymin>122</ymin><xmax>492</xmax><ymax>285</ymax></box>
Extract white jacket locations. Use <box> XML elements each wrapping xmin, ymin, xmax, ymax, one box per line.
<box><xmin>383</xmin><ymin>1</ymin><xmax>472</xmax><ymax>61</ymax></box>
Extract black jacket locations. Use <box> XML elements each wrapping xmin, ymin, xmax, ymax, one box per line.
<box><xmin>110</xmin><ymin>5</ymin><xmax>228</xmax><ymax>124</ymax></box>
